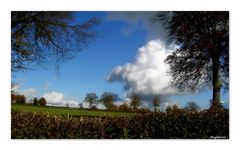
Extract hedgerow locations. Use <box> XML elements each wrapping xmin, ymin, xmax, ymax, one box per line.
<box><xmin>11</xmin><ymin>109</ymin><xmax>229</xmax><ymax>139</ymax></box>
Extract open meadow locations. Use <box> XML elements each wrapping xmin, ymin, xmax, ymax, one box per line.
<box><xmin>12</xmin><ymin>104</ymin><xmax>134</xmax><ymax>118</ymax></box>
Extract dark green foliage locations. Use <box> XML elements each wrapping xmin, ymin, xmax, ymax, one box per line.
<box><xmin>84</xmin><ymin>93</ymin><xmax>98</xmax><ymax>108</ymax></box>
<box><xmin>184</xmin><ymin>101</ymin><xmax>201</xmax><ymax>112</ymax></box>
<box><xmin>100</xmin><ymin>92</ymin><xmax>114</xmax><ymax>109</ymax></box>
<box><xmin>39</xmin><ymin>97</ymin><xmax>46</xmax><ymax>106</ymax></box>
<box><xmin>33</xmin><ymin>98</ymin><xmax>39</xmax><ymax>106</ymax></box>
<box><xmin>12</xmin><ymin>109</ymin><xmax>228</xmax><ymax>139</ymax></box>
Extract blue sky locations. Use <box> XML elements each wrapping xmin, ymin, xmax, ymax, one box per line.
<box><xmin>12</xmin><ymin>12</ymin><xmax>229</xmax><ymax>109</ymax></box>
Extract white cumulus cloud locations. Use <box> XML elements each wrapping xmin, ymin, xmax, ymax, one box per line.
<box><xmin>107</xmin><ymin>39</ymin><xmax>178</xmax><ymax>101</ymax></box>
<box><xmin>43</xmin><ymin>91</ymin><xmax>64</xmax><ymax>105</ymax></box>
<box><xmin>21</xmin><ymin>88</ymin><xmax>36</xmax><ymax>100</ymax></box>
<box><xmin>43</xmin><ymin>91</ymin><xmax>79</xmax><ymax>107</ymax></box>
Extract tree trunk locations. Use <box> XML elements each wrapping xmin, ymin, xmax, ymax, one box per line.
<box><xmin>212</xmin><ymin>56</ymin><xmax>221</xmax><ymax>108</ymax></box>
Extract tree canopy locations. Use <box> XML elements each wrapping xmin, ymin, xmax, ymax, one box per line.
<box><xmin>156</xmin><ymin>11</ymin><xmax>229</xmax><ymax>108</ymax></box>
<box><xmin>11</xmin><ymin>11</ymin><xmax>100</xmax><ymax>72</ymax></box>
<box><xmin>152</xmin><ymin>96</ymin><xmax>160</xmax><ymax>111</ymax></box>
<box><xmin>100</xmin><ymin>92</ymin><xmax>114</xmax><ymax>109</ymax></box>
<box><xmin>39</xmin><ymin>97</ymin><xmax>47</xmax><ymax>106</ymax></box>
<box><xmin>130</xmin><ymin>94</ymin><xmax>141</xmax><ymax>110</ymax></box>
<box><xmin>84</xmin><ymin>93</ymin><xmax>98</xmax><ymax>108</ymax></box>
<box><xmin>33</xmin><ymin>98</ymin><xmax>39</xmax><ymax>106</ymax></box>
<box><xmin>184</xmin><ymin>101</ymin><xmax>200</xmax><ymax>112</ymax></box>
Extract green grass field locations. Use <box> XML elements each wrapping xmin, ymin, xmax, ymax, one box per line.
<box><xmin>12</xmin><ymin>104</ymin><xmax>134</xmax><ymax>117</ymax></box>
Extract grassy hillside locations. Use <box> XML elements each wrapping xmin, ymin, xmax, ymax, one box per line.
<box><xmin>11</xmin><ymin>104</ymin><xmax>134</xmax><ymax>117</ymax></box>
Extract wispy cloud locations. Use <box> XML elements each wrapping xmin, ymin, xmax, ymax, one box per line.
<box><xmin>106</xmin><ymin>12</ymin><xmax>168</xmax><ymax>43</ymax></box>
<box><xmin>43</xmin><ymin>81</ymin><xmax>51</xmax><ymax>90</ymax></box>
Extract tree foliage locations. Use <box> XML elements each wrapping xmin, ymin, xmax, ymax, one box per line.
<box><xmin>184</xmin><ymin>101</ymin><xmax>200</xmax><ymax>112</ymax></box>
<box><xmin>13</xmin><ymin>94</ymin><xmax>26</xmax><ymax>104</ymax></box>
<box><xmin>130</xmin><ymin>94</ymin><xmax>141</xmax><ymax>110</ymax></box>
<box><xmin>39</xmin><ymin>97</ymin><xmax>46</xmax><ymax>106</ymax></box>
<box><xmin>100</xmin><ymin>92</ymin><xmax>114</xmax><ymax>110</ymax></box>
<box><xmin>156</xmin><ymin>11</ymin><xmax>229</xmax><ymax>108</ymax></box>
<box><xmin>166</xmin><ymin>104</ymin><xmax>181</xmax><ymax>114</ymax></box>
<box><xmin>33</xmin><ymin>98</ymin><xmax>39</xmax><ymax>106</ymax></box>
<box><xmin>107</xmin><ymin>103</ymin><xmax>118</xmax><ymax>111</ymax></box>
<box><xmin>84</xmin><ymin>93</ymin><xmax>98</xmax><ymax>108</ymax></box>
<box><xmin>152</xmin><ymin>96</ymin><xmax>160</xmax><ymax>111</ymax></box>
<box><xmin>11</xmin><ymin>11</ymin><xmax>100</xmax><ymax>72</ymax></box>
<box><xmin>119</xmin><ymin>103</ymin><xmax>131</xmax><ymax>112</ymax></box>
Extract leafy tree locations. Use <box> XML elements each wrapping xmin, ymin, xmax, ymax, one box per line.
<box><xmin>11</xmin><ymin>11</ymin><xmax>100</xmax><ymax>72</ymax></box>
<box><xmin>165</xmin><ymin>104</ymin><xmax>181</xmax><ymax>114</ymax></box>
<box><xmin>79</xmin><ymin>102</ymin><xmax>83</xmax><ymax>109</ymax></box>
<box><xmin>100</xmin><ymin>92</ymin><xmax>114</xmax><ymax>110</ymax></box>
<box><xmin>184</xmin><ymin>101</ymin><xmax>200</xmax><ymax>112</ymax></box>
<box><xmin>119</xmin><ymin>103</ymin><xmax>131</xmax><ymax>112</ymax></box>
<box><xmin>33</xmin><ymin>97</ymin><xmax>39</xmax><ymax>106</ymax></box>
<box><xmin>108</xmin><ymin>103</ymin><xmax>118</xmax><ymax>111</ymax></box>
<box><xmin>14</xmin><ymin>95</ymin><xmax>26</xmax><ymax>104</ymax></box>
<box><xmin>84</xmin><ymin>93</ymin><xmax>98</xmax><ymax>108</ymax></box>
<box><xmin>152</xmin><ymin>96</ymin><xmax>160</xmax><ymax>112</ymax></box>
<box><xmin>156</xmin><ymin>12</ymin><xmax>229</xmax><ymax>109</ymax></box>
<box><xmin>130</xmin><ymin>94</ymin><xmax>141</xmax><ymax>110</ymax></box>
<box><xmin>39</xmin><ymin>97</ymin><xmax>46</xmax><ymax>106</ymax></box>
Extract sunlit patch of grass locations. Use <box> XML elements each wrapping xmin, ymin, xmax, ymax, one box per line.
<box><xmin>11</xmin><ymin>104</ymin><xmax>134</xmax><ymax>118</ymax></box>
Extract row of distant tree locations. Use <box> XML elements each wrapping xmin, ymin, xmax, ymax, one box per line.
<box><xmin>11</xmin><ymin>90</ymin><xmax>201</xmax><ymax>112</ymax></box>
<box><xmin>11</xmin><ymin>93</ymin><xmax>47</xmax><ymax>106</ymax></box>
<box><xmin>80</xmin><ymin>92</ymin><xmax>201</xmax><ymax>112</ymax></box>
<box><xmin>81</xmin><ymin>92</ymin><xmax>146</xmax><ymax>111</ymax></box>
